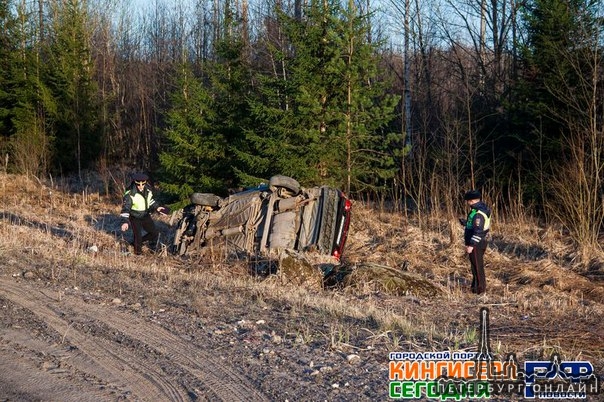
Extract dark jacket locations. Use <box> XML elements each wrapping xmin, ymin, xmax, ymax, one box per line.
<box><xmin>463</xmin><ymin>201</ymin><xmax>491</xmax><ymax>246</ymax></box>
<box><xmin>120</xmin><ymin>182</ymin><xmax>160</xmax><ymax>220</ymax></box>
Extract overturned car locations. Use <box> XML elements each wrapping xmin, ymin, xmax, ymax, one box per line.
<box><xmin>169</xmin><ymin>175</ymin><xmax>352</xmax><ymax>261</ymax></box>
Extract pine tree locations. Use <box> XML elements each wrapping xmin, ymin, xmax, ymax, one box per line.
<box><xmin>511</xmin><ymin>0</ymin><xmax>601</xmax><ymax>198</ymax></box>
<box><xmin>516</xmin><ymin>0</ymin><xmax>604</xmax><ymax>258</ymax></box>
<box><xmin>159</xmin><ymin>62</ymin><xmax>226</xmax><ymax>202</ymax></box>
<box><xmin>211</xmin><ymin>36</ymin><xmax>254</xmax><ymax>189</ymax></box>
<box><xmin>242</xmin><ymin>0</ymin><xmax>399</xmax><ymax>192</ymax></box>
<box><xmin>2</xmin><ymin>0</ymin><xmax>53</xmax><ymax>175</ymax></box>
<box><xmin>324</xmin><ymin>0</ymin><xmax>399</xmax><ymax>194</ymax></box>
<box><xmin>159</xmin><ymin>1</ymin><xmax>253</xmax><ymax>200</ymax></box>
<box><xmin>0</xmin><ymin>0</ymin><xmax>17</xmax><ymax>141</ymax></box>
<box><xmin>44</xmin><ymin>0</ymin><xmax>100</xmax><ymax>177</ymax></box>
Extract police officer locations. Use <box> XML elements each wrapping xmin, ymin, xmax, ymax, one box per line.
<box><xmin>120</xmin><ymin>173</ymin><xmax>169</xmax><ymax>255</ymax></box>
<box><xmin>460</xmin><ymin>189</ymin><xmax>491</xmax><ymax>294</ymax></box>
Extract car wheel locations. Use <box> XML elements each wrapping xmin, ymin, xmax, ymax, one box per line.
<box><xmin>178</xmin><ymin>239</ymin><xmax>188</xmax><ymax>256</ymax></box>
<box><xmin>171</xmin><ymin>215</ymin><xmax>188</xmax><ymax>255</ymax></box>
<box><xmin>269</xmin><ymin>175</ymin><xmax>301</xmax><ymax>195</ymax></box>
<box><xmin>190</xmin><ymin>193</ymin><xmax>222</xmax><ymax>207</ymax></box>
<box><xmin>318</xmin><ymin>187</ymin><xmax>338</xmax><ymax>254</ymax></box>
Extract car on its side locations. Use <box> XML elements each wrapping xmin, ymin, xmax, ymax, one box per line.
<box><xmin>169</xmin><ymin>175</ymin><xmax>352</xmax><ymax>261</ymax></box>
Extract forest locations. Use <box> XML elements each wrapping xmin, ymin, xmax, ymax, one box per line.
<box><xmin>0</xmin><ymin>0</ymin><xmax>602</xmax><ymax>260</ymax></box>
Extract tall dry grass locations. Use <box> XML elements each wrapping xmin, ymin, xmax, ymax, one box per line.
<box><xmin>0</xmin><ymin>173</ymin><xmax>603</xmax><ymax>364</ymax></box>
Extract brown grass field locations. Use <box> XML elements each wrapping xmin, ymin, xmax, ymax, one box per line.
<box><xmin>0</xmin><ymin>172</ymin><xmax>602</xmax><ymax>401</ymax></box>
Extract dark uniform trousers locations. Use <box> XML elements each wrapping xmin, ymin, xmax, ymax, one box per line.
<box><xmin>129</xmin><ymin>214</ymin><xmax>159</xmax><ymax>254</ymax></box>
<box><xmin>469</xmin><ymin>239</ymin><xmax>487</xmax><ymax>294</ymax></box>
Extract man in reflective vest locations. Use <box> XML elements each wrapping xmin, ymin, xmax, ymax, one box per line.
<box><xmin>460</xmin><ymin>189</ymin><xmax>491</xmax><ymax>294</ymax></box>
<box><xmin>120</xmin><ymin>173</ymin><xmax>169</xmax><ymax>255</ymax></box>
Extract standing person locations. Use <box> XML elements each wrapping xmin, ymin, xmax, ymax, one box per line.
<box><xmin>460</xmin><ymin>189</ymin><xmax>492</xmax><ymax>294</ymax></box>
<box><xmin>120</xmin><ymin>173</ymin><xmax>169</xmax><ymax>255</ymax></box>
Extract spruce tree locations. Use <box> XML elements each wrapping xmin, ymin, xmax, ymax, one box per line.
<box><xmin>511</xmin><ymin>0</ymin><xmax>601</xmax><ymax>199</ymax></box>
<box><xmin>242</xmin><ymin>0</ymin><xmax>398</xmax><ymax>192</ymax></box>
<box><xmin>0</xmin><ymin>0</ymin><xmax>17</xmax><ymax>141</ymax></box>
<box><xmin>2</xmin><ymin>0</ymin><xmax>53</xmax><ymax>175</ymax></box>
<box><xmin>160</xmin><ymin>1</ymin><xmax>253</xmax><ymax>201</ymax></box>
<box><xmin>159</xmin><ymin>62</ymin><xmax>226</xmax><ymax>202</ymax></box>
<box><xmin>44</xmin><ymin>0</ymin><xmax>100</xmax><ymax>176</ymax></box>
<box><xmin>211</xmin><ymin>37</ymin><xmax>254</xmax><ymax>189</ymax></box>
<box><xmin>515</xmin><ymin>0</ymin><xmax>604</xmax><ymax>257</ymax></box>
<box><xmin>323</xmin><ymin>0</ymin><xmax>399</xmax><ymax>194</ymax></box>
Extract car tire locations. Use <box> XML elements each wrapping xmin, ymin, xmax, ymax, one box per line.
<box><xmin>317</xmin><ymin>187</ymin><xmax>338</xmax><ymax>254</ymax></box>
<box><xmin>171</xmin><ymin>215</ymin><xmax>188</xmax><ymax>255</ymax></box>
<box><xmin>269</xmin><ymin>175</ymin><xmax>301</xmax><ymax>195</ymax></box>
<box><xmin>177</xmin><ymin>239</ymin><xmax>188</xmax><ymax>256</ymax></box>
<box><xmin>190</xmin><ymin>193</ymin><xmax>222</xmax><ymax>207</ymax></box>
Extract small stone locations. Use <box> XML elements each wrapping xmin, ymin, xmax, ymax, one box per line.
<box><xmin>23</xmin><ymin>271</ymin><xmax>35</xmax><ymax>279</ymax></box>
<box><xmin>255</xmin><ymin>319</ymin><xmax>265</xmax><ymax>325</ymax></box>
<box><xmin>111</xmin><ymin>298</ymin><xmax>122</xmax><ymax>305</ymax></box>
<box><xmin>332</xmin><ymin>383</ymin><xmax>339</xmax><ymax>389</ymax></box>
<box><xmin>347</xmin><ymin>354</ymin><xmax>361</xmax><ymax>365</ymax></box>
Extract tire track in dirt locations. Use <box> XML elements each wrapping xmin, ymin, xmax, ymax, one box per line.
<box><xmin>0</xmin><ymin>278</ymin><xmax>268</xmax><ymax>402</ymax></box>
<box><xmin>71</xmin><ymin>302</ymin><xmax>269</xmax><ymax>402</ymax></box>
<box><xmin>0</xmin><ymin>328</ymin><xmax>121</xmax><ymax>402</ymax></box>
<box><xmin>53</xmin><ymin>294</ymin><xmax>269</xmax><ymax>401</ymax></box>
<box><xmin>0</xmin><ymin>280</ymin><xmax>188</xmax><ymax>401</ymax></box>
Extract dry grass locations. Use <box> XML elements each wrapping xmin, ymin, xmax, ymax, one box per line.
<box><xmin>1</xmin><ymin>173</ymin><xmax>603</xmax><ymax>370</ymax></box>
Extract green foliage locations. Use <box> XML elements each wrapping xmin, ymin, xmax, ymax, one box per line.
<box><xmin>3</xmin><ymin>0</ymin><xmax>602</xmax><ymax>256</ymax></box>
<box><xmin>211</xmin><ymin>38</ymin><xmax>254</xmax><ymax>189</ymax></box>
<box><xmin>160</xmin><ymin>21</ymin><xmax>255</xmax><ymax>203</ymax></box>
<box><xmin>0</xmin><ymin>0</ymin><xmax>54</xmax><ymax>175</ymax></box>
<box><xmin>504</xmin><ymin>0</ymin><xmax>603</xmax><ymax>206</ymax></box>
<box><xmin>330</xmin><ymin>0</ymin><xmax>400</xmax><ymax>193</ymax></box>
<box><xmin>515</xmin><ymin>0</ymin><xmax>604</xmax><ymax>255</ymax></box>
<box><xmin>44</xmin><ymin>0</ymin><xmax>100</xmax><ymax>175</ymax></box>
<box><xmin>0</xmin><ymin>0</ymin><xmax>17</xmax><ymax>138</ymax></box>
<box><xmin>159</xmin><ymin>63</ymin><xmax>226</xmax><ymax>203</ymax></box>
<box><xmin>240</xmin><ymin>0</ymin><xmax>399</xmax><ymax>193</ymax></box>
<box><xmin>517</xmin><ymin>0</ymin><xmax>600</xmax><ymax>147</ymax></box>
<box><xmin>10</xmin><ymin>75</ymin><xmax>54</xmax><ymax>176</ymax></box>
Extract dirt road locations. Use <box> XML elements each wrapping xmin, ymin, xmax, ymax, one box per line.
<box><xmin>0</xmin><ymin>277</ymin><xmax>268</xmax><ymax>402</ymax></box>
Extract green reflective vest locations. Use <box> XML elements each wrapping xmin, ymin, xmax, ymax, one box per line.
<box><xmin>466</xmin><ymin>209</ymin><xmax>491</xmax><ymax>230</ymax></box>
<box><xmin>128</xmin><ymin>190</ymin><xmax>153</xmax><ymax>212</ymax></box>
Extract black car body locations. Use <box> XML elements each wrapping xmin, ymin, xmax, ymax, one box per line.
<box><xmin>170</xmin><ymin>176</ymin><xmax>352</xmax><ymax>261</ymax></box>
